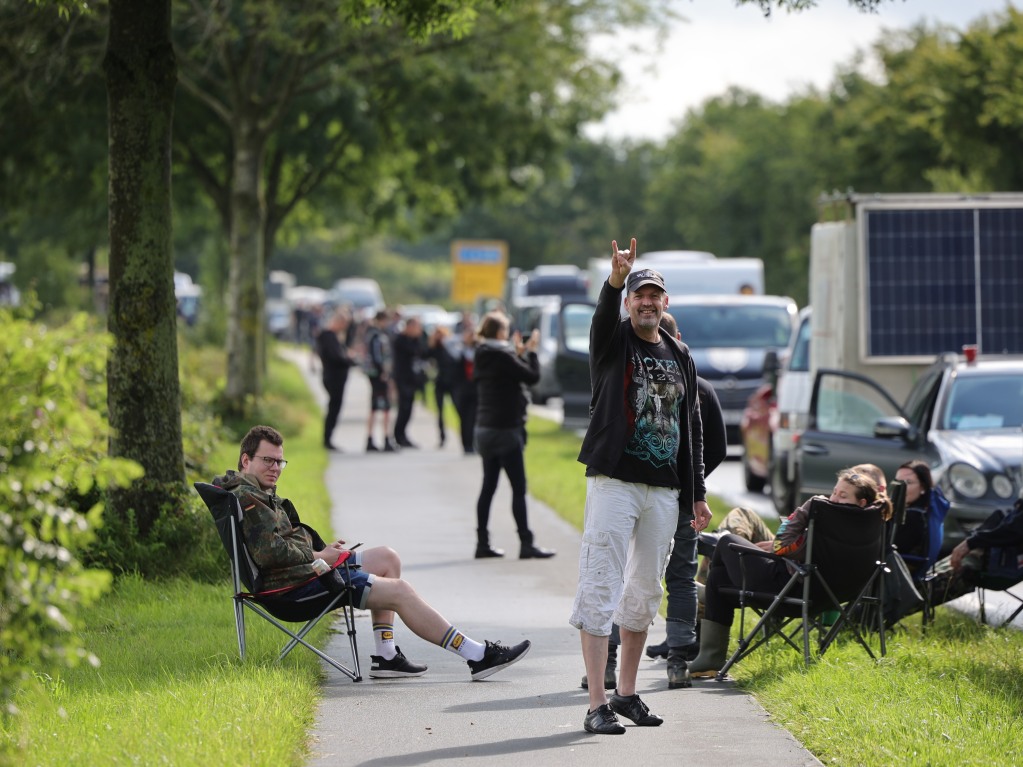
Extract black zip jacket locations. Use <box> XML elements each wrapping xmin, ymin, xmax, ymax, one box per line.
<box><xmin>577</xmin><ymin>278</ymin><xmax>706</xmax><ymax>512</ymax></box>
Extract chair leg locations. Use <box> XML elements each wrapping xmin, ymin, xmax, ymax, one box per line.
<box><xmin>235</xmin><ymin>597</ymin><xmax>247</xmax><ymax>660</ymax></box>
<box><xmin>244</xmin><ymin>601</ymin><xmax>361</xmax><ymax>682</ymax></box>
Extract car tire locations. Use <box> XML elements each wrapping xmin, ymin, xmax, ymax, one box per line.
<box><xmin>770</xmin><ymin>457</ymin><xmax>796</xmax><ymax>516</ymax></box>
<box><xmin>743</xmin><ymin>453</ymin><xmax>767</xmax><ymax>493</ymax></box>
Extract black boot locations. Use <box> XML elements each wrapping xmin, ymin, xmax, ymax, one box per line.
<box><xmin>475</xmin><ymin>530</ymin><xmax>504</xmax><ymax>559</ymax></box>
<box><xmin>666</xmin><ymin>647</ymin><xmax>693</xmax><ymax>689</ymax></box>
<box><xmin>518</xmin><ymin>530</ymin><xmax>555</xmax><ymax>559</ymax></box>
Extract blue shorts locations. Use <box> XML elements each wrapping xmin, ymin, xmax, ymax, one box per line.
<box><xmin>288</xmin><ymin>551</ymin><xmax>375</xmax><ymax>610</ymax></box>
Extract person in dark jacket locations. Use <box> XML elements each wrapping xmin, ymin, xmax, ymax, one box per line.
<box><xmin>427</xmin><ymin>326</ymin><xmax>459</xmax><ymax>448</ymax></box>
<box><xmin>219</xmin><ymin>424</ymin><xmax>531</xmax><ymax>681</ymax></box>
<box><xmin>392</xmin><ymin>316</ymin><xmax>425</xmax><ymax>448</ymax></box>
<box><xmin>316</xmin><ymin>309</ymin><xmax>354</xmax><ymax>451</ymax></box>
<box><xmin>471</xmin><ymin>311</ymin><xmax>555</xmax><ymax>560</ymax></box>
<box><xmin>569</xmin><ymin>240</ymin><xmax>710</xmax><ymax>735</ymax></box>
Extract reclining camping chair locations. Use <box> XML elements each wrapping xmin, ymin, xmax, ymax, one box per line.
<box><xmin>194</xmin><ymin>482</ymin><xmax>362</xmax><ymax>681</ymax></box>
<box><xmin>715</xmin><ymin>497</ymin><xmax>887</xmax><ymax>679</ymax></box>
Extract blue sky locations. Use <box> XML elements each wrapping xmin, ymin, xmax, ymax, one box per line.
<box><xmin>587</xmin><ymin>0</ymin><xmax>1017</xmax><ymax>141</ymax></box>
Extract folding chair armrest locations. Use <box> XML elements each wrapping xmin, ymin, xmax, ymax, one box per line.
<box><xmin>728</xmin><ymin>541</ymin><xmax>786</xmax><ymax>563</ymax></box>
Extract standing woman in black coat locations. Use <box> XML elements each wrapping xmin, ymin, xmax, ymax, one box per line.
<box><xmin>472</xmin><ymin>311</ymin><xmax>555</xmax><ymax>560</ymax></box>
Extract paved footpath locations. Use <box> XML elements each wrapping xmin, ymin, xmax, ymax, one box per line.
<box><xmin>282</xmin><ymin>351</ymin><xmax>822</xmax><ymax>767</ymax></box>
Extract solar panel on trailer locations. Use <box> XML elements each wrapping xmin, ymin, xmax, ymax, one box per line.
<box><xmin>978</xmin><ymin>208</ymin><xmax>1023</xmax><ymax>355</ymax></box>
<box><xmin>863</xmin><ymin>205</ymin><xmax>1023</xmax><ymax>358</ymax></box>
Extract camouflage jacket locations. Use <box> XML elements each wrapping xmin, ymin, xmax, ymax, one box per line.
<box><xmin>215</xmin><ymin>470</ymin><xmax>317</xmax><ymax>591</ymax></box>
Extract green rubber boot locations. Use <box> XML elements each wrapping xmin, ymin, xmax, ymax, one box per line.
<box><xmin>687</xmin><ymin>620</ymin><xmax>730</xmax><ymax>679</ymax></box>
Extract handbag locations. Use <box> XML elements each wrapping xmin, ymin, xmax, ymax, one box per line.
<box><xmin>883</xmin><ymin>550</ymin><xmax>925</xmax><ymax>626</ymax></box>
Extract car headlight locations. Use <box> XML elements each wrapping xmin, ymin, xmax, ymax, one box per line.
<box><xmin>947</xmin><ymin>463</ymin><xmax>987</xmax><ymax>499</ymax></box>
<box><xmin>991</xmin><ymin>474</ymin><xmax>1015</xmax><ymax>499</ymax></box>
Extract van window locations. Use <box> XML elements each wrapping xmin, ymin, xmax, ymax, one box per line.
<box><xmin>789</xmin><ymin>315</ymin><xmax>811</xmax><ymax>372</ymax></box>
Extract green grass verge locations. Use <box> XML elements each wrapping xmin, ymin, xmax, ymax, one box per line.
<box><xmin>8</xmin><ymin>354</ymin><xmax>337</xmax><ymax>767</ymax></box>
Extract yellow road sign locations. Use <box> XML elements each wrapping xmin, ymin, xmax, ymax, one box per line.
<box><xmin>451</xmin><ymin>240</ymin><xmax>508</xmax><ymax>304</ymax></box>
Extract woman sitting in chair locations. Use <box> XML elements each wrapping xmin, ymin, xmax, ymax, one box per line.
<box><xmin>688</xmin><ymin>468</ymin><xmax>892</xmax><ymax>678</ymax></box>
<box><xmin>893</xmin><ymin>459</ymin><xmax>937</xmax><ymax>569</ymax></box>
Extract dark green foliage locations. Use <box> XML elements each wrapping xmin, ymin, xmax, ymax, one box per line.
<box><xmin>0</xmin><ymin>305</ymin><xmax>138</xmax><ymax>754</ymax></box>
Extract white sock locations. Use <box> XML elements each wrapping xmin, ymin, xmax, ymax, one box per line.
<box><xmin>441</xmin><ymin>626</ymin><xmax>485</xmax><ymax>662</ymax></box>
<box><xmin>373</xmin><ymin>623</ymin><xmax>397</xmax><ymax>660</ymax></box>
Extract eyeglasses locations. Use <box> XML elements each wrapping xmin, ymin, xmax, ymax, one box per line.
<box><xmin>253</xmin><ymin>455</ymin><xmax>288</xmax><ymax>469</ymax></box>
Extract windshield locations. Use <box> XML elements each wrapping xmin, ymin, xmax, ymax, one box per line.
<box><xmin>941</xmin><ymin>374</ymin><xmax>1023</xmax><ymax>430</ymax></box>
<box><xmin>563</xmin><ymin>304</ymin><xmax>595</xmax><ymax>354</ymax></box>
<box><xmin>669</xmin><ymin>304</ymin><xmax>793</xmax><ymax>348</ymax></box>
<box><xmin>337</xmin><ymin>289</ymin><xmax>379</xmax><ymax>308</ymax></box>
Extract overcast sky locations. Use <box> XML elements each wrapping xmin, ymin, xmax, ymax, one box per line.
<box><xmin>586</xmin><ymin>0</ymin><xmax>1017</xmax><ymax>141</ymax></box>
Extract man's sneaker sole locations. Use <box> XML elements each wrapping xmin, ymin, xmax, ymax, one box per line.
<box><xmin>470</xmin><ymin>640</ymin><xmax>531</xmax><ymax>680</ymax></box>
<box><xmin>369</xmin><ymin>668</ymin><xmax>428</xmax><ymax>679</ymax></box>
<box><xmin>369</xmin><ymin>648</ymin><xmax>428</xmax><ymax>679</ymax></box>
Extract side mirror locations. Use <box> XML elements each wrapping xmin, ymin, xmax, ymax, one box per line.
<box><xmin>762</xmin><ymin>349</ymin><xmax>781</xmax><ymax>376</ymax></box>
<box><xmin>874</xmin><ymin>416</ymin><xmax>912</xmax><ymax>440</ymax></box>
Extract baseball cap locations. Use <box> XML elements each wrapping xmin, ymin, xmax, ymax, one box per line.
<box><xmin>627</xmin><ymin>268</ymin><xmax>666</xmax><ymax>293</ymax></box>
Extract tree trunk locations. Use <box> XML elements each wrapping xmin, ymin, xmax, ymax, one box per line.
<box><xmin>224</xmin><ymin>123</ymin><xmax>266</xmax><ymax>406</ymax></box>
<box><xmin>104</xmin><ymin>0</ymin><xmax>184</xmax><ymax>535</ymax></box>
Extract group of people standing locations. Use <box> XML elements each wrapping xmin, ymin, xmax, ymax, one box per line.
<box><xmin>314</xmin><ymin>304</ymin><xmax>556</xmax><ymax>562</ymax></box>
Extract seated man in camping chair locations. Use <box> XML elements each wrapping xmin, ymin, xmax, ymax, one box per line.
<box><xmin>924</xmin><ymin>494</ymin><xmax>1023</xmax><ymax>618</ymax></box>
<box><xmin>215</xmin><ymin>424</ymin><xmax>531</xmax><ymax>680</ymax></box>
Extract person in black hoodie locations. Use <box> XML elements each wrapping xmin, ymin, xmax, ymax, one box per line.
<box><xmin>316</xmin><ymin>309</ymin><xmax>354</xmax><ymax>451</ymax></box>
<box><xmin>472</xmin><ymin>310</ymin><xmax>555</xmax><ymax>560</ymax></box>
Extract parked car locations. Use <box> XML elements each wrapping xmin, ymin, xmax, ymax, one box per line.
<box><xmin>331</xmin><ymin>277</ymin><xmax>385</xmax><ymax>322</ymax></box>
<box><xmin>397</xmin><ymin>304</ymin><xmax>453</xmax><ymax>334</ymax></box>
<box><xmin>795</xmin><ymin>351</ymin><xmax>1023</xmax><ymax>553</ymax></box>
<box><xmin>668</xmin><ymin>295</ymin><xmax>797</xmax><ymax>444</ymax></box>
<box><xmin>510</xmin><ymin>296</ymin><xmax>566</xmax><ymax>405</ymax></box>
<box><xmin>506</xmin><ymin>264</ymin><xmax>589</xmax><ymax>309</ymax></box>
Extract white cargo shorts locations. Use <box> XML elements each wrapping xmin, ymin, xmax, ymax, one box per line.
<box><xmin>569</xmin><ymin>475</ymin><xmax>679</xmax><ymax>635</ymax></box>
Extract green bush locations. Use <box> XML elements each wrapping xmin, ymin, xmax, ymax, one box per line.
<box><xmin>0</xmin><ymin>306</ymin><xmax>140</xmax><ymax>758</ymax></box>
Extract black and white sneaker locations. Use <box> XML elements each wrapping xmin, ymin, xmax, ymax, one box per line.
<box><xmin>467</xmin><ymin>639</ymin><xmax>531</xmax><ymax>680</ymax></box>
<box><xmin>369</xmin><ymin>647</ymin><xmax>428</xmax><ymax>678</ymax></box>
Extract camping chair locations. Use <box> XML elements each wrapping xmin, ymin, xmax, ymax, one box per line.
<box><xmin>899</xmin><ymin>485</ymin><xmax>949</xmax><ymax>625</ymax></box>
<box><xmin>194</xmin><ymin>482</ymin><xmax>362</xmax><ymax>681</ymax></box>
<box><xmin>974</xmin><ymin>575</ymin><xmax>1023</xmax><ymax>628</ymax></box>
<box><xmin>715</xmin><ymin>497</ymin><xmax>887</xmax><ymax>679</ymax></box>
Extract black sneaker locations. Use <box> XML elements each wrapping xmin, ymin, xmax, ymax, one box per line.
<box><xmin>467</xmin><ymin>639</ymin><xmax>530</xmax><ymax>680</ymax></box>
<box><xmin>583</xmin><ymin>703</ymin><xmax>626</xmax><ymax>735</ymax></box>
<box><xmin>369</xmin><ymin>647</ymin><xmax>428</xmax><ymax>678</ymax></box>
<box><xmin>366</xmin><ymin>439</ymin><xmax>380</xmax><ymax>452</ymax></box>
<box><xmin>609</xmin><ymin>692</ymin><xmax>663</xmax><ymax>726</ymax></box>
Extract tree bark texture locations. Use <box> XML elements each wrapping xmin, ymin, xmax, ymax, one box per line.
<box><xmin>225</xmin><ymin>121</ymin><xmax>266</xmax><ymax>404</ymax></box>
<box><xmin>104</xmin><ymin>0</ymin><xmax>185</xmax><ymax>535</ymax></box>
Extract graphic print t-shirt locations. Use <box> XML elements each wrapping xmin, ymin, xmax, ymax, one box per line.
<box><xmin>611</xmin><ymin>335</ymin><xmax>685</xmax><ymax>488</ymax></box>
